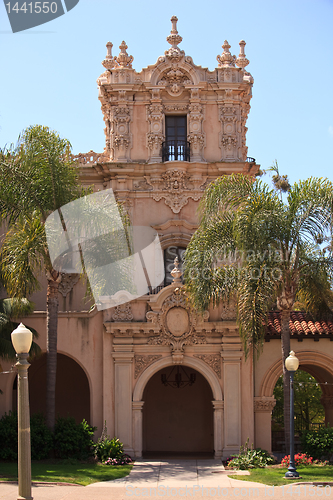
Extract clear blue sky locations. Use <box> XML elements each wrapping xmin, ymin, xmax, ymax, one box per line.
<box><xmin>1</xmin><ymin>0</ymin><xmax>332</xmax><ymax>184</ymax></box>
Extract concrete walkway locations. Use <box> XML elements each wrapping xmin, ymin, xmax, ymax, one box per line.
<box><xmin>0</xmin><ymin>459</ymin><xmax>327</xmax><ymax>499</ymax></box>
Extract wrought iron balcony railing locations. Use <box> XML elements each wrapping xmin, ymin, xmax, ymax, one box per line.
<box><xmin>162</xmin><ymin>140</ymin><xmax>190</xmax><ymax>162</ymax></box>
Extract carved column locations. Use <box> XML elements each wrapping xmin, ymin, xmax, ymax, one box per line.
<box><xmin>320</xmin><ymin>396</ymin><xmax>333</xmax><ymax>427</ymax></box>
<box><xmin>111</xmin><ymin>92</ymin><xmax>131</xmax><ymax>162</ymax></box>
<box><xmin>223</xmin><ymin>356</ymin><xmax>241</xmax><ymax>455</ymax></box>
<box><xmin>112</xmin><ymin>348</ymin><xmax>135</xmax><ymax>456</ymax></box>
<box><xmin>212</xmin><ymin>400</ymin><xmax>224</xmax><ymax>458</ymax></box>
<box><xmin>254</xmin><ymin>397</ymin><xmax>276</xmax><ymax>453</ymax></box>
<box><xmin>219</xmin><ymin>101</ymin><xmax>240</xmax><ymax>161</ymax></box>
<box><xmin>188</xmin><ymin>88</ymin><xmax>204</xmax><ymax>161</ymax></box>
<box><xmin>147</xmin><ymin>88</ymin><xmax>164</xmax><ymax>163</ymax></box>
<box><xmin>132</xmin><ymin>401</ymin><xmax>144</xmax><ymax>458</ymax></box>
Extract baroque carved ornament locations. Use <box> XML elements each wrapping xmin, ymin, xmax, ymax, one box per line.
<box><xmin>146</xmin><ymin>288</ymin><xmax>206</xmax><ymax>352</ymax></box>
<box><xmin>193</xmin><ymin>354</ymin><xmax>221</xmax><ymax>378</ymax></box>
<box><xmin>58</xmin><ymin>273</ymin><xmax>80</xmax><ymax>297</ymax></box>
<box><xmin>146</xmin><ymin>169</ymin><xmax>206</xmax><ymax>214</ymax></box>
<box><xmin>134</xmin><ymin>355</ymin><xmax>162</xmax><ymax>379</ymax></box>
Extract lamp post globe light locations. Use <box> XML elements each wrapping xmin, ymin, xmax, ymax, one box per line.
<box><xmin>11</xmin><ymin>323</ymin><xmax>33</xmax><ymax>500</ymax></box>
<box><xmin>285</xmin><ymin>350</ymin><xmax>300</xmax><ymax>479</ymax></box>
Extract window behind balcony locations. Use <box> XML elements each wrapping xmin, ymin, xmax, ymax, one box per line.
<box><xmin>162</xmin><ymin>116</ymin><xmax>190</xmax><ymax>161</ymax></box>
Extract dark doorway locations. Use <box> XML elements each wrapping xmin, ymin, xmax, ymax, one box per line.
<box><xmin>13</xmin><ymin>353</ymin><xmax>90</xmax><ymax>424</ymax></box>
<box><xmin>143</xmin><ymin>366</ymin><xmax>214</xmax><ymax>456</ymax></box>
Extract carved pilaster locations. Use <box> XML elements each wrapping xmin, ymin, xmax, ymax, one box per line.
<box><xmin>188</xmin><ymin>90</ymin><xmax>204</xmax><ymax>161</ymax></box>
<box><xmin>219</xmin><ymin>103</ymin><xmax>242</xmax><ymax>161</ymax></box>
<box><xmin>147</xmin><ymin>91</ymin><xmax>164</xmax><ymax>163</ymax></box>
<box><xmin>110</xmin><ymin>98</ymin><xmax>131</xmax><ymax>162</ymax></box>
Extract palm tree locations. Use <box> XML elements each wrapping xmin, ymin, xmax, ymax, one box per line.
<box><xmin>183</xmin><ymin>173</ymin><xmax>333</xmax><ymax>451</ymax></box>
<box><xmin>0</xmin><ymin>125</ymin><xmax>84</xmax><ymax>430</ymax></box>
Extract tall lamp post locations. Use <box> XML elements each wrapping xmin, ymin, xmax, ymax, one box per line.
<box><xmin>11</xmin><ymin>323</ymin><xmax>33</xmax><ymax>500</ymax></box>
<box><xmin>285</xmin><ymin>350</ymin><xmax>299</xmax><ymax>479</ymax></box>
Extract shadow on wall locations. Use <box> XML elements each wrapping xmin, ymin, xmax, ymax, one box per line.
<box><xmin>12</xmin><ymin>353</ymin><xmax>90</xmax><ymax>424</ymax></box>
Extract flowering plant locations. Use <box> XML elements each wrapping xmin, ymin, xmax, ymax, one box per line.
<box><xmin>281</xmin><ymin>453</ymin><xmax>313</xmax><ymax>467</ymax></box>
<box><xmin>104</xmin><ymin>454</ymin><xmax>133</xmax><ymax>466</ymax></box>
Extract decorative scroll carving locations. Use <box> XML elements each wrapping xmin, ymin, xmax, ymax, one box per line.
<box><xmin>158</xmin><ymin>68</ymin><xmax>192</xmax><ymax>96</ymax></box>
<box><xmin>133</xmin><ymin>178</ymin><xmax>153</xmax><ymax>191</ymax></box>
<box><xmin>146</xmin><ymin>169</ymin><xmax>204</xmax><ymax>213</ymax></box>
<box><xmin>254</xmin><ymin>398</ymin><xmax>276</xmax><ymax>412</ymax></box>
<box><xmin>194</xmin><ymin>354</ymin><xmax>221</xmax><ymax>378</ymax></box>
<box><xmin>147</xmin><ymin>288</ymin><xmax>206</xmax><ymax>352</ymax></box>
<box><xmin>164</xmin><ymin>104</ymin><xmax>188</xmax><ymax>112</ymax></box>
<box><xmin>134</xmin><ymin>355</ymin><xmax>162</xmax><ymax>378</ymax></box>
<box><xmin>112</xmin><ymin>303</ymin><xmax>134</xmax><ymax>322</ymax></box>
<box><xmin>221</xmin><ymin>300</ymin><xmax>237</xmax><ymax>321</ymax></box>
<box><xmin>58</xmin><ymin>273</ymin><xmax>80</xmax><ymax>297</ymax></box>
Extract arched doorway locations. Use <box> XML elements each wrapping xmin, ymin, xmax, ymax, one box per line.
<box><xmin>13</xmin><ymin>352</ymin><xmax>91</xmax><ymax>424</ymax></box>
<box><xmin>142</xmin><ymin>366</ymin><xmax>214</xmax><ymax>456</ymax></box>
<box><xmin>257</xmin><ymin>351</ymin><xmax>333</xmax><ymax>454</ymax></box>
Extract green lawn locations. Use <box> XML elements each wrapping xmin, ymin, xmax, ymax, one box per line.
<box><xmin>228</xmin><ymin>466</ymin><xmax>333</xmax><ymax>486</ymax></box>
<box><xmin>0</xmin><ymin>461</ymin><xmax>133</xmax><ymax>486</ymax></box>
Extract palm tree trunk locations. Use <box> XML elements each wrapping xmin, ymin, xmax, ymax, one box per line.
<box><xmin>281</xmin><ymin>309</ymin><xmax>291</xmax><ymax>453</ymax></box>
<box><xmin>46</xmin><ymin>271</ymin><xmax>60</xmax><ymax>431</ymax></box>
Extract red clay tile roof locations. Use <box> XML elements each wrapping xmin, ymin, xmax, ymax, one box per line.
<box><xmin>266</xmin><ymin>312</ymin><xmax>333</xmax><ymax>339</ymax></box>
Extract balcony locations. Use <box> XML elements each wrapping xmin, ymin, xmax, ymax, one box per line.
<box><xmin>162</xmin><ymin>140</ymin><xmax>190</xmax><ymax>162</ymax></box>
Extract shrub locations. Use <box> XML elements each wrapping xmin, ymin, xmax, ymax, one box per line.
<box><xmin>301</xmin><ymin>426</ymin><xmax>333</xmax><ymax>460</ymax></box>
<box><xmin>227</xmin><ymin>440</ymin><xmax>274</xmax><ymax>470</ymax></box>
<box><xmin>0</xmin><ymin>412</ymin><xmax>53</xmax><ymax>461</ymax></box>
<box><xmin>53</xmin><ymin>416</ymin><xmax>96</xmax><ymax>460</ymax></box>
<box><xmin>30</xmin><ymin>414</ymin><xmax>53</xmax><ymax>460</ymax></box>
<box><xmin>0</xmin><ymin>411</ymin><xmax>18</xmax><ymax>460</ymax></box>
<box><xmin>94</xmin><ymin>422</ymin><xmax>127</xmax><ymax>464</ymax></box>
<box><xmin>281</xmin><ymin>453</ymin><xmax>313</xmax><ymax>467</ymax></box>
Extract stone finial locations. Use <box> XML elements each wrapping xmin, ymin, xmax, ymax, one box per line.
<box><xmin>171</xmin><ymin>256</ymin><xmax>182</xmax><ymax>284</ymax></box>
<box><xmin>102</xmin><ymin>41</ymin><xmax>115</xmax><ymax>70</ymax></box>
<box><xmin>236</xmin><ymin>40</ymin><xmax>249</xmax><ymax>69</ymax></box>
<box><xmin>165</xmin><ymin>16</ymin><xmax>184</xmax><ymax>61</ymax></box>
<box><xmin>115</xmin><ymin>41</ymin><xmax>134</xmax><ymax>68</ymax></box>
<box><xmin>217</xmin><ymin>40</ymin><xmax>236</xmax><ymax>68</ymax></box>
<box><xmin>167</xmin><ymin>16</ymin><xmax>183</xmax><ymax>48</ymax></box>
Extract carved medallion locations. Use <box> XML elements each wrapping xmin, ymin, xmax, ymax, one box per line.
<box><xmin>166</xmin><ymin>307</ymin><xmax>189</xmax><ymax>337</ymax></box>
<box><xmin>147</xmin><ymin>288</ymin><xmax>206</xmax><ymax>351</ymax></box>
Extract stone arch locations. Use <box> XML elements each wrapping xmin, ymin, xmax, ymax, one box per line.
<box><xmin>132</xmin><ymin>355</ymin><xmax>223</xmax><ymax>458</ymax></box>
<box><xmin>23</xmin><ymin>350</ymin><xmax>92</xmax><ymax>424</ymax></box>
<box><xmin>256</xmin><ymin>350</ymin><xmax>333</xmax><ymax>452</ymax></box>
<box><xmin>259</xmin><ymin>351</ymin><xmax>333</xmax><ymax>398</ymax></box>
<box><xmin>133</xmin><ymin>355</ymin><xmax>223</xmax><ymax>402</ymax></box>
